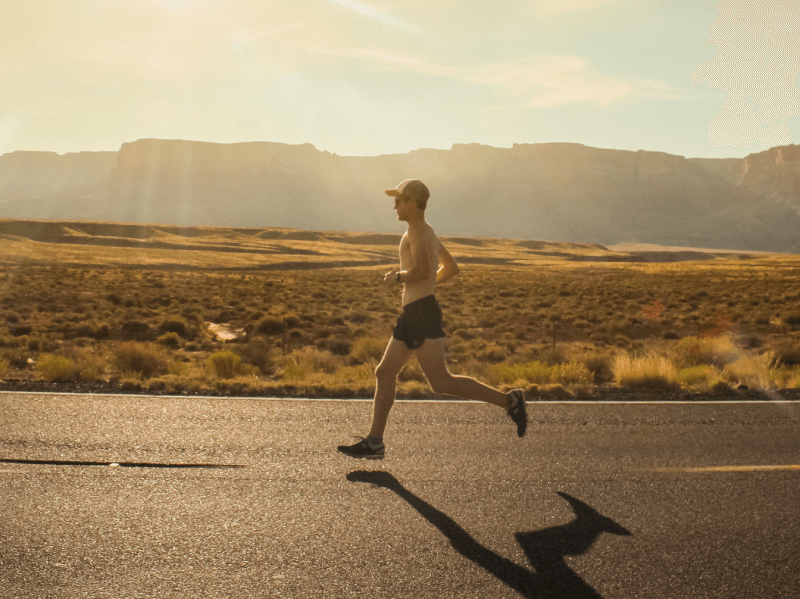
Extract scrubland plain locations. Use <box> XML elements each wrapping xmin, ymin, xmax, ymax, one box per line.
<box><xmin>1</xmin><ymin>219</ymin><xmax>799</xmax><ymax>398</ymax></box>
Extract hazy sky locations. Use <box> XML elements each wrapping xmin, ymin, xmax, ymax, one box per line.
<box><xmin>1</xmin><ymin>0</ymin><xmax>798</xmax><ymax>158</ymax></box>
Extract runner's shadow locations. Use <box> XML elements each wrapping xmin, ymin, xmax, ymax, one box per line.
<box><xmin>347</xmin><ymin>471</ymin><xmax>631</xmax><ymax>599</ymax></box>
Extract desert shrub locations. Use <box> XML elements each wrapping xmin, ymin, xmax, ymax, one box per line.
<box><xmin>452</xmin><ymin>329</ymin><xmax>475</xmax><ymax>340</ymax></box>
<box><xmin>479</xmin><ymin>344</ymin><xmax>506</xmax><ymax>364</ymax></box>
<box><xmin>544</xmin><ymin>348</ymin><xmax>566</xmax><ymax>366</ymax></box>
<box><xmin>485</xmin><ymin>361</ymin><xmax>551</xmax><ymax>387</ymax></box>
<box><xmin>745</xmin><ymin>336</ymin><xmax>762</xmax><ymax>348</ymax></box>
<box><xmin>348</xmin><ymin>311</ymin><xmax>369</xmax><ymax>324</ymax></box>
<box><xmin>723</xmin><ymin>351</ymin><xmax>778</xmax><ymax>389</ymax></box>
<box><xmin>0</xmin><ymin>358</ymin><xmax>8</xmax><ymax>380</ymax></box>
<box><xmin>9</xmin><ymin>325</ymin><xmax>32</xmax><ymax>337</ymax></box>
<box><xmin>208</xmin><ymin>351</ymin><xmax>242</xmax><ymax>379</ymax></box>
<box><xmin>36</xmin><ymin>354</ymin><xmax>78</xmax><ymax>382</ymax></box>
<box><xmin>783</xmin><ymin>313</ymin><xmax>800</xmax><ymax>329</ymax></box>
<box><xmin>121</xmin><ymin>320</ymin><xmax>151</xmax><ymax>338</ymax></box>
<box><xmin>550</xmin><ymin>362</ymin><xmax>592</xmax><ymax>387</ymax></box>
<box><xmin>112</xmin><ymin>342</ymin><xmax>168</xmax><ymax>378</ymax></box>
<box><xmin>231</xmin><ymin>338</ymin><xmax>272</xmax><ymax>373</ymax></box>
<box><xmin>398</xmin><ymin>357</ymin><xmax>426</xmax><ymax>382</ymax></box>
<box><xmin>672</xmin><ymin>335</ymin><xmax>740</xmax><ymax>369</ymax></box>
<box><xmin>328</xmin><ymin>338</ymin><xmax>351</xmax><ymax>356</ymax></box>
<box><xmin>211</xmin><ymin>310</ymin><xmax>233</xmax><ymax>324</ymax></box>
<box><xmin>157</xmin><ymin>332</ymin><xmax>181</xmax><ymax>348</ymax></box>
<box><xmin>281</xmin><ymin>346</ymin><xmax>344</xmax><ymax>381</ymax></box>
<box><xmin>284</xmin><ymin>313</ymin><xmax>302</xmax><ymax>328</ymax></box>
<box><xmin>3</xmin><ymin>348</ymin><xmax>30</xmax><ymax>369</ymax></box>
<box><xmin>158</xmin><ymin>318</ymin><xmax>190</xmax><ymax>337</ymax></box>
<box><xmin>584</xmin><ymin>355</ymin><xmax>614</xmax><ymax>383</ymax></box>
<box><xmin>677</xmin><ymin>365</ymin><xmax>717</xmax><ymax>390</ymax></box>
<box><xmin>351</xmin><ymin>336</ymin><xmax>386</xmax><ymax>363</ymax></box>
<box><xmin>333</xmin><ymin>363</ymin><xmax>376</xmax><ymax>386</ymax></box>
<box><xmin>256</xmin><ymin>317</ymin><xmax>284</xmax><ymax>334</ymax></box>
<box><xmin>769</xmin><ymin>342</ymin><xmax>800</xmax><ymax>366</ymax></box>
<box><xmin>612</xmin><ymin>352</ymin><xmax>679</xmax><ymax>390</ymax></box>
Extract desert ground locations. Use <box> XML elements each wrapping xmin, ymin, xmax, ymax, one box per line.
<box><xmin>1</xmin><ymin>218</ymin><xmax>799</xmax><ymax>398</ymax></box>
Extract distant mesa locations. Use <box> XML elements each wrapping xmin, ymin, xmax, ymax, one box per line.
<box><xmin>1</xmin><ymin>139</ymin><xmax>799</xmax><ymax>253</ymax></box>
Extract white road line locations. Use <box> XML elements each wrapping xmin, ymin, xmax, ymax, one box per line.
<box><xmin>654</xmin><ymin>465</ymin><xmax>800</xmax><ymax>473</ymax></box>
<box><xmin>0</xmin><ymin>390</ymin><xmax>797</xmax><ymax>404</ymax></box>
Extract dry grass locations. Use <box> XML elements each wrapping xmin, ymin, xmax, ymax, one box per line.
<box><xmin>1</xmin><ymin>219</ymin><xmax>800</xmax><ymax>395</ymax></box>
<box><xmin>612</xmin><ymin>353</ymin><xmax>679</xmax><ymax>390</ymax></box>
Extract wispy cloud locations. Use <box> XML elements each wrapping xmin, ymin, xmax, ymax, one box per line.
<box><xmin>323</xmin><ymin>0</ymin><xmax>426</xmax><ymax>35</ymax></box>
<box><xmin>532</xmin><ymin>0</ymin><xmax>652</xmax><ymax>15</ymax></box>
<box><xmin>300</xmin><ymin>45</ymin><xmax>422</xmax><ymax>65</ymax></box>
<box><xmin>420</xmin><ymin>55</ymin><xmax>687</xmax><ymax>109</ymax></box>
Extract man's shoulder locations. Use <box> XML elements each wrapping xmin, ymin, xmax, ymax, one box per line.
<box><xmin>407</xmin><ymin>222</ymin><xmax>437</xmax><ymax>238</ymax></box>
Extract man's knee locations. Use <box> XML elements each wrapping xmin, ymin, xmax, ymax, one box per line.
<box><xmin>375</xmin><ymin>361</ymin><xmax>398</xmax><ymax>381</ymax></box>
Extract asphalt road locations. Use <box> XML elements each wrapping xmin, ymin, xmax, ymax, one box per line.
<box><xmin>1</xmin><ymin>392</ymin><xmax>799</xmax><ymax>599</ymax></box>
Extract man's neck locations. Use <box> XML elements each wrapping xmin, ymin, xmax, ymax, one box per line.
<box><xmin>407</xmin><ymin>214</ymin><xmax>426</xmax><ymax>227</ymax></box>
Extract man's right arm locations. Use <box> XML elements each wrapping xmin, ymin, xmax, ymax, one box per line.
<box><xmin>435</xmin><ymin>242</ymin><xmax>460</xmax><ymax>285</ymax></box>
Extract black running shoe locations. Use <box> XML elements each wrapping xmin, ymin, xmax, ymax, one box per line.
<box><xmin>506</xmin><ymin>390</ymin><xmax>527</xmax><ymax>438</ymax></box>
<box><xmin>337</xmin><ymin>437</ymin><xmax>385</xmax><ymax>460</ymax></box>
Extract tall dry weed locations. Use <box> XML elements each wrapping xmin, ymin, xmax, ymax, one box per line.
<box><xmin>612</xmin><ymin>352</ymin><xmax>679</xmax><ymax>390</ymax></box>
<box><xmin>672</xmin><ymin>334</ymin><xmax>741</xmax><ymax>369</ymax></box>
<box><xmin>723</xmin><ymin>350</ymin><xmax>779</xmax><ymax>389</ymax></box>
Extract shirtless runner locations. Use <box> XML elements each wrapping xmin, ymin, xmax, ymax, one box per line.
<box><xmin>337</xmin><ymin>179</ymin><xmax>527</xmax><ymax>460</ymax></box>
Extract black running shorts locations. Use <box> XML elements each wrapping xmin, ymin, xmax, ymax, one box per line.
<box><xmin>392</xmin><ymin>295</ymin><xmax>446</xmax><ymax>350</ymax></box>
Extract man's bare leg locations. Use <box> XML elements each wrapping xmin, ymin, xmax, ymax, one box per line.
<box><xmin>414</xmin><ymin>338</ymin><xmax>511</xmax><ymax>408</ymax></box>
<box><xmin>368</xmin><ymin>337</ymin><xmax>413</xmax><ymax>439</ymax></box>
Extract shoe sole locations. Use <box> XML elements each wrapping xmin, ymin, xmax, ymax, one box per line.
<box><xmin>337</xmin><ymin>451</ymin><xmax>384</xmax><ymax>460</ymax></box>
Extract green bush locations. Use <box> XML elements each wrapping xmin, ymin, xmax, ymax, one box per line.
<box><xmin>158</xmin><ymin>318</ymin><xmax>190</xmax><ymax>337</ymax></box>
<box><xmin>672</xmin><ymin>335</ymin><xmax>740</xmax><ymax>369</ymax></box>
<box><xmin>328</xmin><ymin>338</ymin><xmax>351</xmax><ymax>356</ymax></box>
<box><xmin>550</xmin><ymin>362</ymin><xmax>592</xmax><ymax>387</ymax></box>
<box><xmin>208</xmin><ymin>351</ymin><xmax>242</xmax><ymax>379</ymax></box>
<box><xmin>121</xmin><ymin>320</ymin><xmax>151</xmax><ymax>338</ymax></box>
<box><xmin>3</xmin><ymin>348</ymin><xmax>30</xmax><ymax>369</ymax></box>
<box><xmin>485</xmin><ymin>361</ymin><xmax>551</xmax><ymax>386</ymax></box>
<box><xmin>584</xmin><ymin>356</ymin><xmax>614</xmax><ymax>383</ymax></box>
<box><xmin>231</xmin><ymin>338</ymin><xmax>272</xmax><ymax>373</ymax></box>
<box><xmin>350</xmin><ymin>336</ymin><xmax>386</xmax><ymax>363</ymax></box>
<box><xmin>157</xmin><ymin>332</ymin><xmax>181</xmax><ymax>348</ymax></box>
<box><xmin>677</xmin><ymin>365</ymin><xmax>716</xmax><ymax>389</ymax></box>
<box><xmin>36</xmin><ymin>354</ymin><xmax>78</xmax><ymax>382</ymax></box>
<box><xmin>256</xmin><ymin>317</ymin><xmax>284</xmax><ymax>334</ymax></box>
<box><xmin>112</xmin><ymin>342</ymin><xmax>168</xmax><ymax>378</ymax></box>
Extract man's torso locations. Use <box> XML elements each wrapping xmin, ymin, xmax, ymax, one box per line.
<box><xmin>399</xmin><ymin>222</ymin><xmax>440</xmax><ymax>306</ymax></box>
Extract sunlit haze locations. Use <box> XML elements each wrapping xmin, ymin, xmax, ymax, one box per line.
<box><xmin>1</xmin><ymin>0</ymin><xmax>798</xmax><ymax>158</ymax></box>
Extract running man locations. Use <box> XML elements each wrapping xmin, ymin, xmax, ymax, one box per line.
<box><xmin>337</xmin><ymin>179</ymin><xmax>527</xmax><ymax>460</ymax></box>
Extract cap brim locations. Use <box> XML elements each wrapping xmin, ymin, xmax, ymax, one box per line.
<box><xmin>385</xmin><ymin>189</ymin><xmax>401</xmax><ymax>196</ymax></box>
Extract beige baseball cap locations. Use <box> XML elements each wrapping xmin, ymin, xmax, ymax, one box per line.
<box><xmin>384</xmin><ymin>179</ymin><xmax>430</xmax><ymax>202</ymax></box>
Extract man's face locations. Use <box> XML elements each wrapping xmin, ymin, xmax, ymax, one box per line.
<box><xmin>393</xmin><ymin>195</ymin><xmax>414</xmax><ymax>221</ymax></box>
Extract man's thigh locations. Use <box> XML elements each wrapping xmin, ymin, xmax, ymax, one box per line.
<box><xmin>376</xmin><ymin>337</ymin><xmax>414</xmax><ymax>377</ymax></box>
<box><xmin>413</xmin><ymin>337</ymin><xmax>450</xmax><ymax>383</ymax></box>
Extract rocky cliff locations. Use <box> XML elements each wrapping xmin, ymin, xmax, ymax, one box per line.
<box><xmin>0</xmin><ymin>139</ymin><xmax>798</xmax><ymax>253</ymax></box>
